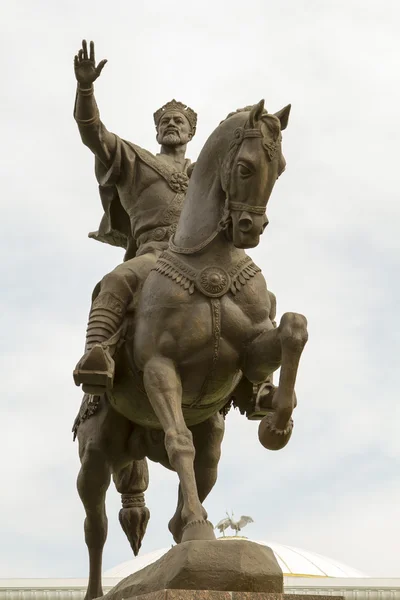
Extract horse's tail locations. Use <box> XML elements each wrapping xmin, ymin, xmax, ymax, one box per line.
<box><xmin>114</xmin><ymin>458</ymin><xmax>150</xmax><ymax>556</ymax></box>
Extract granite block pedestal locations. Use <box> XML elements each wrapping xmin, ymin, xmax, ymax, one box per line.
<box><xmin>121</xmin><ymin>592</ymin><xmax>343</xmax><ymax>600</ymax></box>
<box><xmin>99</xmin><ymin>540</ymin><xmax>343</xmax><ymax>600</ymax></box>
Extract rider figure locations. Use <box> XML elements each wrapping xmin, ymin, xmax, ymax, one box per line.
<box><xmin>72</xmin><ymin>40</ymin><xmax>197</xmax><ymax>395</ymax></box>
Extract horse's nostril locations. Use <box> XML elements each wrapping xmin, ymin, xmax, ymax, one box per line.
<box><xmin>262</xmin><ymin>217</ymin><xmax>269</xmax><ymax>232</ymax></box>
<box><xmin>239</xmin><ymin>217</ymin><xmax>253</xmax><ymax>232</ymax></box>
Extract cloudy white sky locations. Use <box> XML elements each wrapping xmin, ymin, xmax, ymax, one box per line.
<box><xmin>1</xmin><ymin>0</ymin><xmax>400</xmax><ymax>581</ymax></box>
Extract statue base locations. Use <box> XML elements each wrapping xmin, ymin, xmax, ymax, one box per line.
<box><xmin>119</xmin><ymin>593</ymin><xmax>343</xmax><ymax>600</ymax></box>
<box><xmin>101</xmin><ymin>540</ymin><xmax>285</xmax><ymax>599</ymax></box>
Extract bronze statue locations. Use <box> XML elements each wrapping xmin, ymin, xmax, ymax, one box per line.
<box><xmin>72</xmin><ymin>41</ymin><xmax>308</xmax><ymax>600</ymax></box>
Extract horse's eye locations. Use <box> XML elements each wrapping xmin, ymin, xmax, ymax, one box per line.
<box><xmin>237</xmin><ymin>163</ymin><xmax>252</xmax><ymax>177</ymax></box>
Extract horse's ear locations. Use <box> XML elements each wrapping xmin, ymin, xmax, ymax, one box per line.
<box><xmin>274</xmin><ymin>104</ymin><xmax>291</xmax><ymax>130</ymax></box>
<box><xmin>249</xmin><ymin>99</ymin><xmax>265</xmax><ymax>127</ymax></box>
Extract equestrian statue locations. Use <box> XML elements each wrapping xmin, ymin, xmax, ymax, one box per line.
<box><xmin>71</xmin><ymin>40</ymin><xmax>308</xmax><ymax>600</ymax></box>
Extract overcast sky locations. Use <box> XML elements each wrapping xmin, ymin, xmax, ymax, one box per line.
<box><xmin>1</xmin><ymin>0</ymin><xmax>400</xmax><ymax>581</ymax></box>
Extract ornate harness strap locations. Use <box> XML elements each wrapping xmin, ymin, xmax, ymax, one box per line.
<box><xmin>154</xmin><ymin>251</ymin><xmax>261</xmax><ymax>297</ymax></box>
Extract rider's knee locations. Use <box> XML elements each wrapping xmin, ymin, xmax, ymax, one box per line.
<box><xmin>100</xmin><ymin>266</ymin><xmax>137</xmax><ymax>303</ymax></box>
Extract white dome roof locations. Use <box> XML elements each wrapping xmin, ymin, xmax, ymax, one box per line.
<box><xmin>104</xmin><ymin>539</ymin><xmax>368</xmax><ymax>579</ymax></box>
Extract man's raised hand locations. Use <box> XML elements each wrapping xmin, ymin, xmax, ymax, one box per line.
<box><xmin>74</xmin><ymin>40</ymin><xmax>107</xmax><ymax>87</ymax></box>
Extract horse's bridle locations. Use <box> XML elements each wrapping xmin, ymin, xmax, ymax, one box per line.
<box><xmin>169</xmin><ymin>124</ymin><xmax>278</xmax><ymax>255</ymax></box>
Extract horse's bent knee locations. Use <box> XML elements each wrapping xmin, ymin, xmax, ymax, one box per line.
<box><xmin>279</xmin><ymin>312</ymin><xmax>308</xmax><ymax>351</ymax></box>
<box><xmin>165</xmin><ymin>428</ymin><xmax>194</xmax><ymax>468</ymax></box>
<box><xmin>280</xmin><ymin>312</ymin><xmax>308</xmax><ymax>329</ymax></box>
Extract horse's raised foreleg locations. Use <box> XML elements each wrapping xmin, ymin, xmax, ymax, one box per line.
<box><xmin>169</xmin><ymin>411</ymin><xmax>225</xmax><ymax>543</ymax></box>
<box><xmin>143</xmin><ymin>356</ymin><xmax>215</xmax><ymax>542</ymax></box>
<box><xmin>113</xmin><ymin>459</ymin><xmax>150</xmax><ymax>556</ymax></box>
<box><xmin>77</xmin><ymin>441</ymin><xmax>111</xmax><ymax>600</ymax></box>
<box><xmin>245</xmin><ymin>312</ymin><xmax>308</xmax><ymax>451</ymax></box>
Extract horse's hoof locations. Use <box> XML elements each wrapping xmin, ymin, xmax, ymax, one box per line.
<box><xmin>168</xmin><ymin>513</ymin><xmax>183</xmax><ymax>544</ymax></box>
<box><xmin>181</xmin><ymin>519</ymin><xmax>216</xmax><ymax>543</ymax></box>
<box><xmin>73</xmin><ymin>345</ymin><xmax>115</xmax><ymax>391</ymax></box>
<box><xmin>258</xmin><ymin>413</ymin><xmax>293</xmax><ymax>451</ymax></box>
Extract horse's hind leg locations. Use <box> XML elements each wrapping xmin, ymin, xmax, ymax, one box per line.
<box><xmin>169</xmin><ymin>411</ymin><xmax>225</xmax><ymax>543</ymax></box>
<box><xmin>113</xmin><ymin>459</ymin><xmax>150</xmax><ymax>556</ymax></box>
<box><xmin>77</xmin><ymin>438</ymin><xmax>111</xmax><ymax>600</ymax></box>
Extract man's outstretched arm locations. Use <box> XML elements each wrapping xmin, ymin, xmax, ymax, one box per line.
<box><xmin>73</xmin><ymin>40</ymin><xmax>116</xmax><ymax>166</ymax></box>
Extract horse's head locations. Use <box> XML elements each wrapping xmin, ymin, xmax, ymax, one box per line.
<box><xmin>220</xmin><ymin>100</ymin><xmax>290</xmax><ymax>249</ymax></box>
<box><xmin>171</xmin><ymin>99</ymin><xmax>290</xmax><ymax>254</ymax></box>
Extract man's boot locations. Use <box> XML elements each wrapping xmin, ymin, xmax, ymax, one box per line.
<box><xmin>73</xmin><ymin>292</ymin><xmax>126</xmax><ymax>394</ymax></box>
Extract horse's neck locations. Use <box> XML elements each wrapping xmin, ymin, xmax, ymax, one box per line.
<box><xmin>174</xmin><ymin>173</ymin><xmax>223</xmax><ymax>250</ymax></box>
<box><xmin>172</xmin><ymin>229</ymin><xmax>245</xmax><ymax>274</ymax></box>
<box><xmin>172</xmin><ymin>170</ymin><xmax>247</xmax><ymax>268</ymax></box>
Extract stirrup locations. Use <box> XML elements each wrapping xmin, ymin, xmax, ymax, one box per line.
<box><xmin>73</xmin><ymin>344</ymin><xmax>115</xmax><ymax>393</ymax></box>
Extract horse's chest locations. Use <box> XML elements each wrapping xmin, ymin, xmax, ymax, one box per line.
<box><xmin>177</xmin><ymin>289</ymin><xmax>269</xmax><ymax>408</ymax></box>
<box><xmin>140</xmin><ymin>256</ymin><xmax>271</xmax><ymax>372</ymax></box>
<box><xmin>220</xmin><ymin>278</ymin><xmax>271</xmax><ymax>345</ymax></box>
<box><xmin>183</xmin><ymin>282</ymin><xmax>270</xmax><ymax>362</ymax></box>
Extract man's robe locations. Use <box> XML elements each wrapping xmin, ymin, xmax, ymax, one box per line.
<box><xmin>88</xmin><ymin>135</ymin><xmax>191</xmax><ymax>262</ymax></box>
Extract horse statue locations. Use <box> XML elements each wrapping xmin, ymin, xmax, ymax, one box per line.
<box><xmin>74</xmin><ymin>99</ymin><xmax>308</xmax><ymax>600</ymax></box>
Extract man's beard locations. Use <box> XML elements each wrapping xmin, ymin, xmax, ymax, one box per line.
<box><xmin>161</xmin><ymin>132</ymin><xmax>182</xmax><ymax>146</ymax></box>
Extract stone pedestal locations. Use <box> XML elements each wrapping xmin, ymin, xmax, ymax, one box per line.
<box><xmin>101</xmin><ymin>540</ymin><xmax>283</xmax><ymax>600</ymax></box>
<box><xmin>121</xmin><ymin>592</ymin><xmax>344</xmax><ymax>600</ymax></box>
<box><xmin>100</xmin><ymin>540</ymin><xmax>343</xmax><ymax>600</ymax></box>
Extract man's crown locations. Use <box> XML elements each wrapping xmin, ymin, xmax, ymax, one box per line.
<box><xmin>154</xmin><ymin>99</ymin><xmax>197</xmax><ymax>134</ymax></box>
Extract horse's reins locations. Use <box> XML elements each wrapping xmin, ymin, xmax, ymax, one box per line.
<box><xmin>169</xmin><ymin>126</ymin><xmax>270</xmax><ymax>256</ymax></box>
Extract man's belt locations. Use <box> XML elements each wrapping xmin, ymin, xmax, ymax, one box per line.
<box><xmin>136</xmin><ymin>224</ymin><xmax>177</xmax><ymax>247</ymax></box>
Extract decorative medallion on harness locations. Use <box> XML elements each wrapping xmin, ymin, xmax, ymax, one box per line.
<box><xmin>196</xmin><ymin>267</ymin><xmax>231</xmax><ymax>298</ymax></box>
<box><xmin>154</xmin><ymin>251</ymin><xmax>261</xmax><ymax>297</ymax></box>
